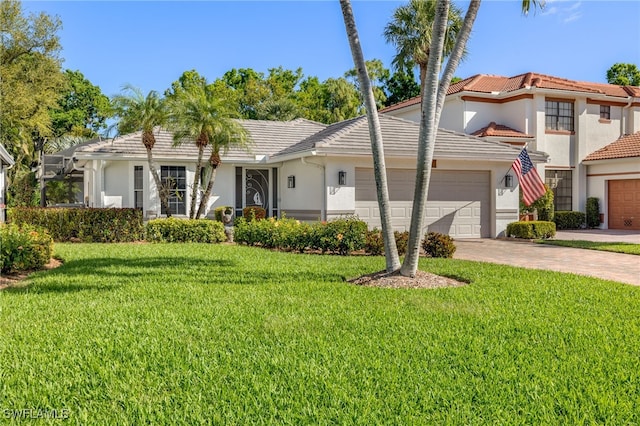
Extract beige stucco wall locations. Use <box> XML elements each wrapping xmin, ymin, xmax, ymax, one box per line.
<box><xmin>587</xmin><ymin>159</ymin><xmax>640</xmax><ymax>228</ymax></box>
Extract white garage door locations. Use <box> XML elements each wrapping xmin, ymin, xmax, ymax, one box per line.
<box><xmin>354</xmin><ymin>168</ymin><xmax>490</xmax><ymax>238</ymax></box>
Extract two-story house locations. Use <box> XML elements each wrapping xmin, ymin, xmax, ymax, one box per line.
<box><xmin>382</xmin><ymin>72</ymin><xmax>640</xmax><ymax>230</ymax></box>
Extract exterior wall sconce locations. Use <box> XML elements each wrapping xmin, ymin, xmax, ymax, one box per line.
<box><xmin>287</xmin><ymin>175</ymin><xmax>295</xmax><ymax>188</ymax></box>
<box><xmin>504</xmin><ymin>174</ymin><xmax>513</xmax><ymax>188</ymax></box>
<box><xmin>338</xmin><ymin>171</ymin><xmax>347</xmax><ymax>186</ymax></box>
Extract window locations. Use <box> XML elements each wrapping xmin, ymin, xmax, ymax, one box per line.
<box><xmin>160</xmin><ymin>166</ymin><xmax>186</xmax><ymax>215</ymax></box>
<box><xmin>134</xmin><ymin>166</ymin><xmax>144</xmax><ymax>210</ymax></box>
<box><xmin>546</xmin><ymin>170</ymin><xmax>572</xmax><ymax>211</ymax></box>
<box><xmin>600</xmin><ymin>105</ymin><xmax>610</xmax><ymax>120</ymax></box>
<box><xmin>545</xmin><ymin>100</ymin><xmax>574</xmax><ymax>131</ymax></box>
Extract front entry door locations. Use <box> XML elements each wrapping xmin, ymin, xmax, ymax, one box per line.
<box><xmin>246</xmin><ymin>169</ymin><xmax>269</xmax><ymax>211</ymax></box>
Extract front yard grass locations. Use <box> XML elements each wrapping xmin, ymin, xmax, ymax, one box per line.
<box><xmin>1</xmin><ymin>243</ymin><xmax>639</xmax><ymax>424</ymax></box>
<box><xmin>537</xmin><ymin>239</ymin><xmax>640</xmax><ymax>255</ymax></box>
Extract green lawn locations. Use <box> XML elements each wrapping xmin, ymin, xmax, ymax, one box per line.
<box><xmin>538</xmin><ymin>239</ymin><xmax>640</xmax><ymax>255</ymax></box>
<box><xmin>1</xmin><ymin>243</ymin><xmax>639</xmax><ymax>424</ymax></box>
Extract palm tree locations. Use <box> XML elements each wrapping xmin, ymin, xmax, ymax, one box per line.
<box><xmin>112</xmin><ymin>85</ymin><xmax>171</xmax><ymax>216</ymax></box>
<box><xmin>197</xmin><ymin>120</ymin><xmax>250</xmax><ymax>219</ymax></box>
<box><xmin>340</xmin><ymin>0</ymin><xmax>401</xmax><ymax>273</ymax></box>
<box><xmin>167</xmin><ymin>80</ymin><xmax>250</xmax><ymax>219</ymax></box>
<box><xmin>384</xmin><ymin>0</ymin><xmax>464</xmax><ymax>97</ymax></box>
<box><xmin>397</xmin><ymin>0</ymin><xmax>541</xmax><ymax>277</ymax></box>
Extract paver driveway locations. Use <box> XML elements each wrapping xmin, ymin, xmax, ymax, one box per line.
<box><xmin>454</xmin><ymin>238</ymin><xmax>640</xmax><ymax>286</ymax></box>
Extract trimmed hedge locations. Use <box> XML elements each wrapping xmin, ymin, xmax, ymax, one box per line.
<box><xmin>8</xmin><ymin>207</ymin><xmax>144</xmax><ymax>242</ymax></box>
<box><xmin>235</xmin><ymin>216</ymin><xmax>367</xmax><ymax>255</ymax></box>
<box><xmin>506</xmin><ymin>221</ymin><xmax>556</xmax><ymax>239</ymax></box>
<box><xmin>421</xmin><ymin>232</ymin><xmax>456</xmax><ymax>258</ymax></box>
<box><xmin>146</xmin><ymin>218</ymin><xmax>226</xmax><ymax>243</ymax></box>
<box><xmin>0</xmin><ymin>224</ymin><xmax>53</xmax><ymax>274</ymax></box>
<box><xmin>554</xmin><ymin>211</ymin><xmax>586</xmax><ymax>230</ymax></box>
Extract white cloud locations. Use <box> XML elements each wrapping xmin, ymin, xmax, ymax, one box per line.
<box><xmin>541</xmin><ymin>1</ymin><xmax>583</xmax><ymax>23</ymax></box>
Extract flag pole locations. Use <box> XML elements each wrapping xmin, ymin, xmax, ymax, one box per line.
<box><xmin>499</xmin><ymin>142</ymin><xmax>531</xmax><ymax>186</ymax></box>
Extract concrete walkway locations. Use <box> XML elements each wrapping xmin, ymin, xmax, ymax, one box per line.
<box><xmin>454</xmin><ymin>237</ymin><xmax>640</xmax><ymax>286</ymax></box>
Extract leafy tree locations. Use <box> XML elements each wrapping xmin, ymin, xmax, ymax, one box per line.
<box><xmin>49</xmin><ymin>70</ymin><xmax>113</xmax><ymax>138</ymax></box>
<box><xmin>323</xmin><ymin>77</ymin><xmax>362</xmax><ymax>123</ymax></box>
<box><xmin>384</xmin><ymin>0</ymin><xmax>464</xmax><ymax>97</ymax></box>
<box><xmin>0</xmin><ymin>0</ymin><xmax>64</xmax><ymax>202</ymax></box>
<box><xmin>112</xmin><ymin>85</ymin><xmax>173</xmax><ymax>216</ymax></box>
<box><xmin>166</xmin><ymin>73</ymin><xmax>250</xmax><ymax>219</ymax></box>
<box><xmin>382</xmin><ymin>68</ymin><xmax>420</xmax><ymax>106</ymax></box>
<box><xmin>345</xmin><ymin>59</ymin><xmax>390</xmax><ymax>109</ymax></box>
<box><xmin>340</xmin><ymin>0</ymin><xmax>401</xmax><ymax>272</ymax></box>
<box><xmin>606</xmin><ymin>63</ymin><xmax>640</xmax><ymax>86</ymax></box>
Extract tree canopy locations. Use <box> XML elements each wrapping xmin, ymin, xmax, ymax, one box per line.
<box><xmin>50</xmin><ymin>70</ymin><xmax>113</xmax><ymax>138</ymax></box>
<box><xmin>0</xmin><ymin>0</ymin><xmax>64</xmax><ymax>167</ymax></box>
<box><xmin>606</xmin><ymin>63</ymin><xmax>640</xmax><ymax>86</ymax></box>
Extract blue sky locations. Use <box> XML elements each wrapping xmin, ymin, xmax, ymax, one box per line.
<box><xmin>25</xmin><ymin>1</ymin><xmax>640</xmax><ymax>98</ymax></box>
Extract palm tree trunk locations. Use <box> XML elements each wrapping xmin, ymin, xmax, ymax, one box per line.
<box><xmin>146</xmin><ymin>147</ymin><xmax>172</xmax><ymax>218</ymax></box>
<box><xmin>195</xmin><ymin>150</ymin><xmax>221</xmax><ymax>219</ymax></box>
<box><xmin>400</xmin><ymin>0</ymin><xmax>480</xmax><ymax>277</ymax></box>
<box><xmin>340</xmin><ymin>0</ymin><xmax>401</xmax><ymax>272</ymax></box>
<box><xmin>190</xmin><ymin>145</ymin><xmax>205</xmax><ymax>219</ymax></box>
<box><xmin>400</xmin><ymin>0</ymin><xmax>450</xmax><ymax>277</ymax></box>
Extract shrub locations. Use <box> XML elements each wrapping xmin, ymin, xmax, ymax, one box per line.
<box><xmin>586</xmin><ymin>198</ymin><xmax>600</xmax><ymax>228</ymax></box>
<box><xmin>235</xmin><ymin>216</ymin><xmax>367</xmax><ymax>255</ymax></box>
<box><xmin>506</xmin><ymin>221</ymin><xmax>556</xmax><ymax>239</ymax></box>
<box><xmin>394</xmin><ymin>231</ymin><xmax>409</xmax><ymax>256</ymax></box>
<box><xmin>0</xmin><ymin>224</ymin><xmax>53</xmax><ymax>274</ymax></box>
<box><xmin>520</xmin><ymin>184</ymin><xmax>554</xmax><ymax>222</ymax></box>
<box><xmin>421</xmin><ymin>232</ymin><xmax>456</xmax><ymax>258</ymax></box>
<box><xmin>242</xmin><ymin>206</ymin><xmax>266</xmax><ymax>221</ymax></box>
<box><xmin>9</xmin><ymin>207</ymin><xmax>144</xmax><ymax>242</ymax></box>
<box><xmin>317</xmin><ymin>216</ymin><xmax>367</xmax><ymax>255</ymax></box>
<box><xmin>145</xmin><ymin>218</ymin><xmax>226</xmax><ymax>243</ymax></box>
<box><xmin>364</xmin><ymin>229</ymin><xmax>384</xmax><ymax>256</ymax></box>
<box><xmin>364</xmin><ymin>229</ymin><xmax>409</xmax><ymax>256</ymax></box>
<box><xmin>554</xmin><ymin>211</ymin><xmax>585</xmax><ymax>230</ymax></box>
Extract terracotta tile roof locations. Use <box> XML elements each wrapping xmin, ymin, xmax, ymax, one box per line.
<box><xmin>471</xmin><ymin>122</ymin><xmax>533</xmax><ymax>138</ymax></box>
<box><xmin>380</xmin><ymin>72</ymin><xmax>640</xmax><ymax>113</ymax></box>
<box><xmin>584</xmin><ymin>132</ymin><xmax>640</xmax><ymax>161</ymax></box>
<box><xmin>378</xmin><ymin>96</ymin><xmax>421</xmax><ymax>113</ymax></box>
<box><xmin>448</xmin><ymin>72</ymin><xmax>639</xmax><ymax>97</ymax></box>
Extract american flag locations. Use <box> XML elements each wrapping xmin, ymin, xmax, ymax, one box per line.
<box><xmin>512</xmin><ymin>148</ymin><xmax>546</xmax><ymax>206</ymax></box>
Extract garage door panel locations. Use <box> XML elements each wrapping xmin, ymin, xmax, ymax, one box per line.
<box><xmin>355</xmin><ymin>169</ymin><xmax>490</xmax><ymax>238</ymax></box>
<box><xmin>608</xmin><ymin>179</ymin><xmax>640</xmax><ymax>230</ymax></box>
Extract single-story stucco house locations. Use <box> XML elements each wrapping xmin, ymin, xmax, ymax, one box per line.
<box><xmin>1</xmin><ymin>144</ymin><xmax>15</xmax><ymax>223</ymax></box>
<box><xmin>50</xmin><ymin>114</ymin><xmax>547</xmax><ymax>238</ymax></box>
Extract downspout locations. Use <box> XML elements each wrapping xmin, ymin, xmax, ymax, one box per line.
<box><xmin>621</xmin><ymin>96</ymin><xmax>633</xmax><ymax>136</ymax></box>
<box><xmin>301</xmin><ymin>154</ymin><xmax>326</xmax><ymax>221</ymax></box>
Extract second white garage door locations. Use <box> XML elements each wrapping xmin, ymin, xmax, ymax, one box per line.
<box><xmin>354</xmin><ymin>168</ymin><xmax>491</xmax><ymax>238</ymax></box>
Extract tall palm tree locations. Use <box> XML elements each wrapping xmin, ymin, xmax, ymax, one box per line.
<box><xmin>340</xmin><ymin>0</ymin><xmax>401</xmax><ymax>273</ymax></box>
<box><xmin>397</xmin><ymin>0</ymin><xmax>541</xmax><ymax>277</ymax></box>
<box><xmin>112</xmin><ymin>85</ymin><xmax>171</xmax><ymax>216</ymax></box>
<box><xmin>167</xmin><ymin>80</ymin><xmax>250</xmax><ymax>219</ymax></box>
<box><xmin>384</xmin><ymin>0</ymin><xmax>464</xmax><ymax>97</ymax></box>
<box><xmin>197</xmin><ymin>120</ymin><xmax>250</xmax><ymax>219</ymax></box>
